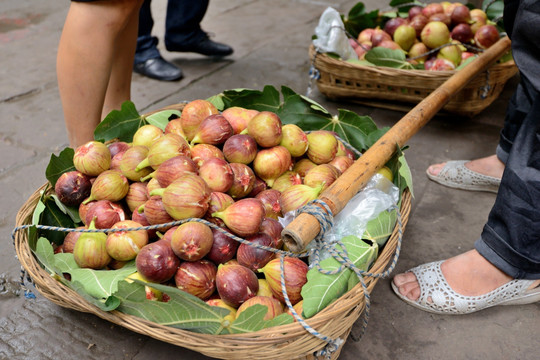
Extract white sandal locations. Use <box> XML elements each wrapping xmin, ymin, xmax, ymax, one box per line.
<box><xmin>391</xmin><ymin>261</ymin><xmax>540</xmax><ymax>315</ymax></box>
<box><xmin>426</xmin><ymin>160</ymin><xmax>500</xmax><ymax>193</ymax></box>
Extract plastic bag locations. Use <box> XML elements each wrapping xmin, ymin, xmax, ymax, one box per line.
<box><xmin>312</xmin><ymin>7</ymin><xmax>357</xmax><ymax>61</ymax></box>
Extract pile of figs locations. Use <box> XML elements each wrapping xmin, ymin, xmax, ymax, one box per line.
<box><xmin>53</xmin><ymin>99</ymin><xmax>357</xmax><ymax>319</ymax></box>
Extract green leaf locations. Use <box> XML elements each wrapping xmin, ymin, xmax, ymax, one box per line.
<box><xmin>364</xmin><ymin>48</ymin><xmax>408</xmax><ymax>68</ymax></box>
<box><xmin>65</xmin><ymin>279</ymin><xmax>122</xmax><ymax>311</ymax></box>
<box><xmin>34</xmin><ymin>237</ymin><xmax>61</xmax><ymax>276</ymax></box>
<box><xmin>50</xmin><ymin>194</ymin><xmax>81</xmax><ymax>223</ymax></box>
<box><xmin>144</xmin><ymin>109</ymin><xmax>181</xmax><ymax>131</ymax></box>
<box><xmin>29</xmin><ymin>194</ymin><xmax>47</xmax><ymax>250</ymax></box>
<box><xmin>455</xmin><ymin>56</ymin><xmax>477</xmax><ymax>70</ymax></box>
<box><xmin>346</xmin><ymin>58</ymin><xmax>375</xmax><ymax>67</ymax></box>
<box><xmin>94</xmin><ymin>101</ymin><xmax>143</xmax><ymax>143</ymax></box>
<box><xmin>220</xmin><ymin>86</ymin><xmax>281</xmax><ymax>112</ymax></box>
<box><xmin>397</xmin><ymin>153</ymin><xmax>413</xmax><ymax>197</ymax></box>
<box><xmin>207</xmin><ymin>94</ymin><xmax>225</xmax><ymax>110</ymax></box>
<box><xmin>343</xmin><ymin>8</ymin><xmax>381</xmax><ymax>39</ymax></box>
<box><xmin>301</xmin><ymin>235</ymin><xmax>378</xmax><ymax>318</ymax></box>
<box><xmin>362</xmin><ymin>208</ymin><xmax>397</xmax><ymax>246</ymax></box>
<box><xmin>38</xmin><ymin>194</ymin><xmax>76</xmax><ymax>245</ymax></box>
<box><xmin>45</xmin><ymin>147</ymin><xmax>75</xmax><ymax>187</ymax></box>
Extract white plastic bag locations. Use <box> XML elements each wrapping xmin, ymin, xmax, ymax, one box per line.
<box><xmin>312</xmin><ymin>7</ymin><xmax>358</xmax><ymax>61</ymax></box>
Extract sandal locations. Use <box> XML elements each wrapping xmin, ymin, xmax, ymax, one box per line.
<box><xmin>426</xmin><ymin>160</ymin><xmax>500</xmax><ymax>193</ymax></box>
<box><xmin>391</xmin><ymin>261</ymin><xmax>540</xmax><ymax>315</ymax></box>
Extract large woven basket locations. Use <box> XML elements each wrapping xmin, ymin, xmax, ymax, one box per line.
<box><xmin>309</xmin><ymin>45</ymin><xmax>518</xmax><ymax>117</ymax></box>
<box><xmin>14</xmin><ymin>182</ymin><xmax>411</xmax><ymax>359</ymax></box>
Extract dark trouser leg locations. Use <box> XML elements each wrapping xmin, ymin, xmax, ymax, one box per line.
<box><xmin>135</xmin><ymin>0</ymin><xmax>161</xmax><ymax>64</ymax></box>
<box><xmin>164</xmin><ymin>0</ymin><xmax>209</xmax><ymax>48</ymax></box>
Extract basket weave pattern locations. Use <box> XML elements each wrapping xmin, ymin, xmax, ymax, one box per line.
<box><xmin>309</xmin><ymin>45</ymin><xmax>518</xmax><ymax>117</ymax></box>
<box><xmin>15</xmin><ymin>183</ymin><xmax>411</xmax><ymax>360</ymax></box>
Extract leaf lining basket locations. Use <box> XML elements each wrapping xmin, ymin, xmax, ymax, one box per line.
<box><xmin>309</xmin><ymin>45</ymin><xmax>518</xmax><ymax>117</ymax></box>
<box><xmin>14</xmin><ymin>181</ymin><xmax>410</xmax><ymax>359</ymax></box>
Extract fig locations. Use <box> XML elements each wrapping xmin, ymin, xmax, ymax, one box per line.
<box><xmin>421</xmin><ymin>3</ymin><xmax>444</xmax><ymax>18</ymax></box>
<box><xmin>408</xmin><ymin>6</ymin><xmax>423</xmax><ymax>19</ymax></box>
<box><xmin>146</xmin><ymin>177</ymin><xmax>162</xmax><ymax>194</ymax></box>
<box><xmin>430</xmin><ymin>58</ymin><xmax>456</xmax><ymax>71</ymax></box>
<box><xmin>179</xmin><ymin>99</ymin><xmax>219</xmax><ymax>141</ymax></box>
<box><xmin>212</xmin><ymin>198</ymin><xmax>265</xmax><ymax>237</ymax></box>
<box><xmin>259</xmin><ymin>257</ymin><xmax>308</xmax><ymax>305</ymax></box>
<box><xmin>437</xmin><ymin>43</ymin><xmax>462</xmax><ymax>67</ymax></box>
<box><xmin>227</xmin><ymin>163</ymin><xmax>255</xmax><ymax>199</ymax></box>
<box><xmin>73</xmin><ymin>219</ymin><xmax>111</xmax><ymax>269</ymax></box>
<box><xmin>62</xmin><ymin>227</ymin><xmax>84</xmax><ymax>253</ymax></box>
<box><xmin>420</xmin><ymin>21</ymin><xmax>450</xmax><ymax>49</ymax></box>
<box><xmin>354</xmin><ymin>42</ymin><xmax>372</xmax><ymax>60</ymax></box>
<box><xmin>409</xmin><ymin>14</ymin><xmax>429</xmax><ymax>37</ymax></box>
<box><xmin>393</xmin><ymin>24</ymin><xmax>416</xmax><ymax>51</ymax></box>
<box><xmin>73</xmin><ymin>140</ymin><xmax>111</xmax><ymax>176</ymax></box>
<box><xmin>470</xmin><ymin>9</ymin><xmax>488</xmax><ymax>24</ymax></box>
<box><xmin>85</xmin><ymin>199</ymin><xmax>126</xmax><ymax>229</ymax></box>
<box><xmin>83</xmin><ymin>170</ymin><xmax>129</xmax><ymax>204</ymax></box>
<box><xmin>136</xmin><ymin>133</ymin><xmax>191</xmax><ymax>171</ymax></box>
<box><xmin>143</xmin><ymin>155</ymin><xmax>198</xmax><ymax>188</ymax></box>
<box><xmin>126</xmin><ymin>271</ymin><xmax>168</xmax><ymax>301</ymax></box>
<box><xmin>159</xmin><ymin>225</ymin><xmax>178</xmax><ymax>244</ymax></box>
<box><xmin>78</xmin><ymin>199</ymin><xmax>93</xmax><ymax>225</ymax></box>
<box><xmin>140</xmin><ymin>196</ymin><xmax>174</xmax><ymax>229</ymax></box>
<box><xmin>216</xmin><ymin>263</ymin><xmax>259</xmax><ymax>308</ymax></box>
<box><xmin>236</xmin><ymin>296</ymin><xmax>284</xmax><ymax>321</ymax></box>
<box><xmin>407</xmin><ymin>42</ymin><xmax>430</xmax><ymax>63</ymax></box>
<box><xmin>222</xmin><ymin>134</ymin><xmax>258</xmax><ymax>164</ymax></box>
<box><xmin>164</xmin><ymin>118</ymin><xmax>187</xmax><ymax>140</ymax></box>
<box><xmin>306</xmin><ymin>130</ymin><xmax>338</xmax><ymax>164</ymax></box>
<box><xmin>474</xmin><ymin>24</ymin><xmax>499</xmax><ymax>49</ymax></box>
<box><xmin>110</xmin><ymin>150</ymin><xmax>126</xmax><ymax>171</ymax></box>
<box><xmin>150</xmin><ymin>173</ymin><xmax>211</xmax><ymax>220</ymax></box>
<box><xmin>357</xmin><ymin>28</ymin><xmax>375</xmax><ymax>43</ymax></box>
<box><xmin>246</xmin><ymin>111</ymin><xmax>283</xmax><ymax>148</ymax></box>
<box><xmin>119</xmin><ymin>145</ymin><xmax>152</xmax><ymax>181</ymax></box>
<box><xmin>279</xmin><ymin>124</ymin><xmax>309</xmax><ymax>158</ymax></box>
<box><xmin>257</xmin><ymin>279</ymin><xmax>274</xmax><ymax>298</ymax></box>
<box><xmin>132</xmin><ymin>124</ymin><xmax>163</xmax><ymax>148</ymax></box>
<box><xmin>191</xmin><ymin>114</ymin><xmax>234</xmax><ymax>145</ymax></box>
<box><xmin>106</xmin><ymin>220</ymin><xmax>149</xmax><ymax>261</ymax></box>
<box><xmin>125</xmin><ymin>182</ymin><xmax>149</xmax><ymax>213</ymax></box>
<box><xmin>279</xmin><ymin>183</ymin><xmax>324</xmax><ymax>215</ymax></box>
<box><xmin>54</xmin><ymin>170</ymin><xmax>92</xmax><ymax>207</ymax></box>
<box><xmin>259</xmin><ymin>217</ymin><xmax>284</xmax><ymax>249</ymax></box>
<box><xmin>237</xmin><ymin>231</ymin><xmax>276</xmax><ymax>270</ymax></box>
<box><xmin>190</xmin><ymin>143</ymin><xmax>225</xmax><ymax>167</ymax></box>
<box><xmin>198</xmin><ymin>157</ymin><xmax>234</xmax><ymax>193</ymax></box>
<box><xmin>131</xmin><ymin>208</ymin><xmax>158</xmax><ymax>239</ymax></box>
<box><xmin>253</xmin><ymin>146</ymin><xmax>292</xmax><ymax>187</ymax></box>
<box><xmin>370</xmin><ymin>28</ymin><xmax>392</xmax><ymax>47</ymax></box>
<box><xmin>451</xmin><ymin>23</ymin><xmax>473</xmax><ymax>43</ymax></box>
<box><xmin>206</xmin><ymin>298</ymin><xmax>237</xmax><ymax>320</ymax></box>
<box><xmin>271</xmin><ymin>171</ymin><xmax>302</xmax><ymax>193</ymax></box>
<box><xmin>206</xmin><ymin>227</ymin><xmax>239</xmax><ymax>265</ymax></box>
<box><xmin>204</xmin><ymin>192</ymin><xmax>235</xmax><ymax>226</ymax></box>
<box><xmin>170</xmin><ymin>221</ymin><xmax>214</xmax><ymax>261</ymax></box>
<box><xmin>292</xmin><ymin>158</ymin><xmax>317</xmax><ymax>178</ymax></box>
<box><xmin>450</xmin><ymin>4</ymin><xmax>471</xmax><ymax>25</ymax></box>
<box><xmin>136</xmin><ymin>239</ymin><xmax>180</xmax><ymax>283</ymax></box>
<box><xmin>383</xmin><ymin>17</ymin><xmax>408</xmax><ymax>37</ymax></box>
<box><xmin>377</xmin><ymin>40</ymin><xmax>403</xmax><ymax>51</ymax></box>
<box><xmin>174</xmin><ymin>259</ymin><xmax>217</xmax><ymax>300</ymax></box>
<box><xmin>107</xmin><ymin>141</ymin><xmax>130</xmax><ymax>158</ymax></box>
<box><xmin>221</xmin><ymin>106</ymin><xmax>259</xmax><ymax>134</ymax></box>
<box><xmin>247</xmin><ymin>176</ymin><xmax>267</xmax><ymax>197</ymax></box>
<box><xmin>255</xmin><ymin>189</ymin><xmax>283</xmax><ymax>220</ymax></box>
<box><xmin>329</xmin><ymin>155</ymin><xmax>354</xmax><ymax>174</ymax></box>
<box><xmin>429</xmin><ymin>12</ymin><xmax>451</xmax><ymax>27</ymax></box>
<box><xmin>286</xmin><ymin>300</ymin><xmax>304</xmax><ymax>321</ymax></box>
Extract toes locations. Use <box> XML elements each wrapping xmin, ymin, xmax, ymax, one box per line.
<box><xmin>427</xmin><ymin>162</ymin><xmax>446</xmax><ymax>176</ymax></box>
<box><xmin>393</xmin><ymin>272</ymin><xmax>421</xmax><ymax>301</ymax></box>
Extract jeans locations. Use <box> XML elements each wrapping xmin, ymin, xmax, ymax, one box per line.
<box><xmin>135</xmin><ymin>0</ymin><xmax>209</xmax><ymax>64</ymax></box>
<box><xmin>475</xmin><ymin>0</ymin><xmax>540</xmax><ymax>279</ymax></box>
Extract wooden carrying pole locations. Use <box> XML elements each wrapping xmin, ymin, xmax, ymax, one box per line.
<box><xmin>282</xmin><ymin>36</ymin><xmax>513</xmax><ymax>253</ymax></box>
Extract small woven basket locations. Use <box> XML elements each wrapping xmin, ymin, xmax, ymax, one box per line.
<box><xmin>309</xmin><ymin>45</ymin><xmax>518</xmax><ymax>117</ymax></box>
<box><xmin>14</xmin><ymin>182</ymin><xmax>411</xmax><ymax>359</ymax></box>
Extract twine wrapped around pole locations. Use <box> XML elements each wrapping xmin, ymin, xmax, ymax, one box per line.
<box><xmin>282</xmin><ymin>36</ymin><xmax>513</xmax><ymax>253</ymax></box>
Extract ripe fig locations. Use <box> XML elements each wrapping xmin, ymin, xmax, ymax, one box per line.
<box><xmin>429</xmin><ymin>12</ymin><xmax>451</xmax><ymax>27</ymax></box>
<box><xmin>393</xmin><ymin>24</ymin><xmax>416</xmax><ymax>51</ymax></box>
<box><xmin>409</xmin><ymin>14</ymin><xmax>429</xmax><ymax>37</ymax></box>
<box><xmin>237</xmin><ymin>233</ymin><xmax>276</xmax><ymax>271</ymax></box>
<box><xmin>206</xmin><ymin>298</ymin><xmax>237</xmax><ymax>320</ymax></box>
<box><xmin>421</xmin><ymin>3</ymin><xmax>444</xmax><ymax>18</ymax></box>
<box><xmin>54</xmin><ymin>170</ymin><xmax>92</xmax><ymax>207</ymax></box>
<box><xmin>450</xmin><ymin>4</ymin><xmax>471</xmax><ymax>25</ymax></box>
<box><xmin>132</xmin><ymin>124</ymin><xmax>163</xmax><ymax>148</ymax></box>
<box><xmin>190</xmin><ymin>143</ymin><xmax>225</xmax><ymax>167</ymax></box>
<box><xmin>279</xmin><ymin>183</ymin><xmax>324</xmax><ymax>215</ymax></box>
<box><xmin>227</xmin><ymin>163</ymin><xmax>255</xmax><ymax>199</ymax></box>
<box><xmin>106</xmin><ymin>220</ymin><xmax>149</xmax><ymax>261</ymax></box>
<box><xmin>383</xmin><ymin>17</ymin><xmax>408</xmax><ymax>37</ymax></box>
<box><xmin>150</xmin><ymin>173</ymin><xmax>211</xmax><ymax>220</ymax></box>
<box><xmin>62</xmin><ymin>227</ymin><xmax>84</xmax><ymax>253</ymax></box>
<box><xmin>107</xmin><ymin>141</ymin><xmax>130</xmax><ymax>158</ymax></box>
<box><xmin>259</xmin><ymin>257</ymin><xmax>308</xmax><ymax>305</ymax></box>
<box><xmin>164</xmin><ymin>118</ymin><xmax>187</xmax><ymax>140</ymax></box>
<box><xmin>253</xmin><ymin>146</ymin><xmax>292</xmax><ymax>187</ymax></box>
<box><xmin>271</xmin><ymin>171</ymin><xmax>302</xmax><ymax>193</ymax></box>
<box><xmin>236</xmin><ymin>296</ymin><xmax>284</xmax><ymax>321</ymax></box>
<box><xmin>357</xmin><ymin>28</ymin><xmax>375</xmax><ymax>43</ymax></box>
<box><xmin>125</xmin><ymin>182</ymin><xmax>149</xmax><ymax>213</ymax></box>
<box><xmin>131</xmin><ymin>208</ymin><xmax>158</xmax><ymax>239</ymax></box>
<box><xmin>206</xmin><ymin>227</ymin><xmax>239</xmax><ymax>265</ymax></box>
<box><xmin>85</xmin><ymin>199</ymin><xmax>126</xmax><ymax>229</ymax></box>
<box><xmin>221</xmin><ymin>106</ymin><xmax>259</xmax><ymax>134</ymax></box>
<box><xmin>170</xmin><ymin>221</ymin><xmax>214</xmax><ymax>261</ymax></box>
<box><xmin>329</xmin><ymin>155</ymin><xmax>354</xmax><ymax>174</ymax></box>
<box><xmin>257</xmin><ymin>279</ymin><xmax>274</xmax><ymax>298</ymax></box>
<box><xmin>451</xmin><ymin>23</ymin><xmax>473</xmax><ymax>43</ymax></box>
<box><xmin>143</xmin><ymin>154</ymin><xmax>198</xmax><ymax>188</ymax></box>
<box><xmin>191</xmin><ymin>114</ymin><xmax>234</xmax><ymax>145</ymax></box>
<box><xmin>306</xmin><ymin>130</ymin><xmax>338</xmax><ymax>164</ymax></box>
<box><xmin>83</xmin><ymin>170</ymin><xmax>129</xmax><ymax>204</ymax></box>
<box><xmin>139</xmin><ymin>196</ymin><xmax>174</xmax><ymax>229</ymax></box>
<box><xmin>73</xmin><ymin>140</ymin><xmax>111</xmax><ymax>176</ymax></box>
<box><xmin>119</xmin><ymin>145</ymin><xmax>153</xmax><ymax>181</ymax></box>
<box><xmin>246</xmin><ymin>111</ymin><xmax>283</xmax><ymax>148</ymax></box>
<box><xmin>255</xmin><ymin>189</ymin><xmax>283</xmax><ymax>220</ymax></box>
<box><xmin>437</xmin><ymin>43</ymin><xmax>462</xmax><ymax>67</ymax></box>
<box><xmin>216</xmin><ymin>263</ymin><xmax>259</xmax><ymax>308</ymax></box>
<box><xmin>408</xmin><ymin>6</ymin><xmax>423</xmax><ymax>19</ymax></box>
<box><xmin>474</xmin><ymin>24</ymin><xmax>500</xmax><ymax>49</ymax></box>
<box><xmin>198</xmin><ymin>157</ymin><xmax>234</xmax><ymax>193</ymax></box>
<box><xmin>260</xmin><ymin>217</ymin><xmax>284</xmax><ymax>249</ymax></box>
<box><xmin>420</xmin><ymin>21</ymin><xmax>450</xmax><ymax>49</ymax></box>
<box><xmin>73</xmin><ymin>219</ymin><xmax>111</xmax><ymax>269</ymax></box>
<box><xmin>174</xmin><ymin>259</ymin><xmax>217</xmax><ymax>300</ymax></box>
<box><xmin>370</xmin><ymin>28</ymin><xmax>392</xmax><ymax>47</ymax></box>
<box><xmin>136</xmin><ymin>133</ymin><xmax>191</xmax><ymax>171</ymax></box>
<box><xmin>247</xmin><ymin>176</ymin><xmax>267</xmax><ymax>197</ymax></box>
<box><xmin>429</xmin><ymin>58</ymin><xmax>456</xmax><ymax>71</ymax></box>
<box><xmin>292</xmin><ymin>158</ymin><xmax>317</xmax><ymax>178</ymax></box>
<box><xmin>179</xmin><ymin>99</ymin><xmax>219</xmax><ymax>141</ymax></box>
<box><xmin>212</xmin><ymin>198</ymin><xmax>265</xmax><ymax>237</ymax></box>
<box><xmin>407</xmin><ymin>42</ymin><xmax>430</xmax><ymax>63</ymax></box>
<box><xmin>279</xmin><ymin>124</ymin><xmax>309</xmax><ymax>158</ymax></box>
<box><xmin>222</xmin><ymin>134</ymin><xmax>258</xmax><ymax>164</ymax></box>
<box><xmin>136</xmin><ymin>239</ymin><xmax>180</xmax><ymax>283</ymax></box>
<box><xmin>204</xmin><ymin>192</ymin><xmax>235</xmax><ymax>227</ymax></box>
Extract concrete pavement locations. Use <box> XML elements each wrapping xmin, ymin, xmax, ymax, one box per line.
<box><xmin>0</xmin><ymin>0</ymin><xmax>538</xmax><ymax>359</ymax></box>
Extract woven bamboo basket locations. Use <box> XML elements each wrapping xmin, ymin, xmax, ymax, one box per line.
<box><xmin>14</xmin><ymin>182</ymin><xmax>411</xmax><ymax>360</ymax></box>
<box><xmin>309</xmin><ymin>45</ymin><xmax>518</xmax><ymax>117</ymax></box>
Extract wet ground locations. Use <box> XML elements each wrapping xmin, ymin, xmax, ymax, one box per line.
<box><xmin>1</xmin><ymin>0</ymin><xmax>538</xmax><ymax>359</ymax></box>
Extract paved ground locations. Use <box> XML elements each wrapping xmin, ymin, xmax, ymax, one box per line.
<box><xmin>0</xmin><ymin>0</ymin><xmax>538</xmax><ymax>359</ymax></box>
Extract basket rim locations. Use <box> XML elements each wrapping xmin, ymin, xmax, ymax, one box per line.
<box><xmin>14</xmin><ymin>183</ymin><xmax>411</xmax><ymax>358</ymax></box>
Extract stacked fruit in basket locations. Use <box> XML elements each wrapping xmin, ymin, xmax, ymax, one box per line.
<box><xmin>52</xmin><ymin>98</ymin><xmax>360</xmax><ymax>321</ymax></box>
<box><xmin>348</xmin><ymin>1</ymin><xmax>505</xmax><ymax>70</ymax></box>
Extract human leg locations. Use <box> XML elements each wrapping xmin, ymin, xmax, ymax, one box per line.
<box><xmin>57</xmin><ymin>0</ymin><xmax>142</xmax><ymax>148</ymax></box>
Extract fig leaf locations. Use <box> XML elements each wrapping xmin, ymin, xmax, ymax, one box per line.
<box><xmin>144</xmin><ymin>109</ymin><xmax>182</xmax><ymax>130</ymax></box>
<box><xmin>46</xmin><ymin>147</ymin><xmax>75</xmax><ymax>188</ymax></box>
<box><xmin>38</xmin><ymin>194</ymin><xmax>76</xmax><ymax>245</ymax></box>
<box><xmin>362</xmin><ymin>208</ymin><xmax>398</xmax><ymax>247</ymax></box>
<box><xmin>94</xmin><ymin>100</ymin><xmax>143</xmax><ymax>143</ymax></box>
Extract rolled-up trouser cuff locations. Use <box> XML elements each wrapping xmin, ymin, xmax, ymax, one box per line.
<box><xmin>495</xmin><ymin>144</ymin><xmax>509</xmax><ymax>165</ymax></box>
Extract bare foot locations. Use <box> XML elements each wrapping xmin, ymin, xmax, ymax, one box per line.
<box><xmin>427</xmin><ymin>155</ymin><xmax>504</xmax><ymax>180</ymax></box>
<box><xmin>393</xmin><ymin>250</ymin><xmax>540</xmax><ymax>302</ymax></box>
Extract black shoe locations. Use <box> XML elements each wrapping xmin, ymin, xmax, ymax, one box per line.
<box><xmin>166</xmin><ymin>36</ymin><xmax>233</xmax><ymax>57</ymax></box>
<box><xmin>133</xmin><ymin>57</ymin><xmax>183</xmax><ymax>81</ymax></box>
